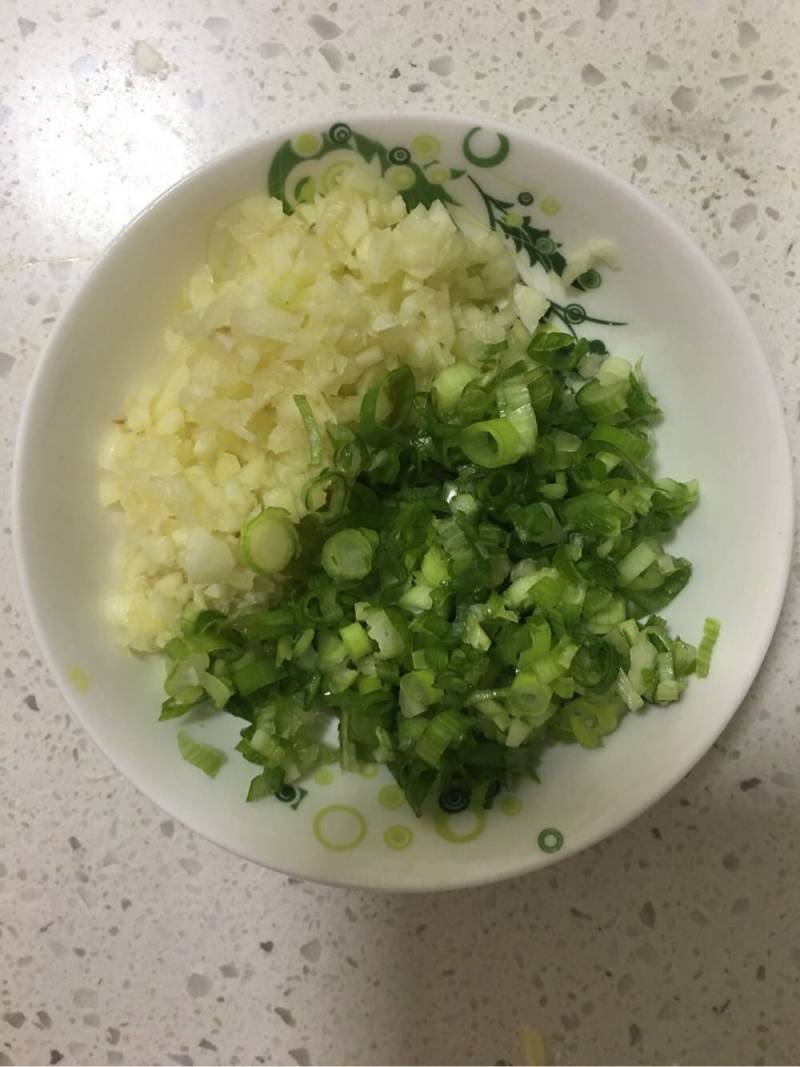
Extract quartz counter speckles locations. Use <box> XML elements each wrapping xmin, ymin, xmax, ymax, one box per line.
<box><xmin>132</xmin><ymin>40</ymin><xmax>169</xmax><ymax>78</ymax></box>
<box><xmin>3</xmin><ymin>0</ymin><xmax>800</xmax><ymax>1064</ymax></box>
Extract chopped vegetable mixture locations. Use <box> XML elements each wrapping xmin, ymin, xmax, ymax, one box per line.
<box><xmin>165</xmin><ymin>324</ymin><xmax>718</xmax><ymax>813</ymax></box>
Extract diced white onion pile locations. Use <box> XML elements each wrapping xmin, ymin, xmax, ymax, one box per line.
<box><xmin>99</xmin><ymin>166</ymin><xmax>557</xmax><ymax>650</ymax></box>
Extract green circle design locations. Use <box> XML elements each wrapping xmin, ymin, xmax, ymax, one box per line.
<box><xmin>538</xmin><ymin>827</ymin><xmax>564</xmax><ymax>853</ymax></box>
<box><xmin>463</xmin><ymin>127</ymin><xmax>510</xmax><ymax>168</ymax></box>
<box><xmin>386</xmin><ymin>164</ymin><xmax>415</xmax><ymax>190</ymax></box>
<box><xmin>535</xmin><ymin>236</ymin><xmax>556</xmax><ymax>254</ymax></box>
<box><xmin>388</xmin><ymin>145</ymin><xmax>412</xmax><ymax>165</ymax></box>
<box><xmin>358</xmin><ymin>762</ymin><xmax>378</xmax><ymax>780</ymax></box>
<box><xmin>427</xmin><ymin>165</ymin><xmax>449</xmax><ymax>185</ymax></box>
<box><xmin>294</xmin><ymin>175</ymin><xmax>316</xmax><ymax>204</ymax></box>
<box><xmin>578</xmin><ymin>268</ymin><xmax>602</xmax><ymax>289</ymax></box>
<box><xmin>564</xmin><ymin>303</ymin><xmax>587</xmax><ymax>325</ymax></box>
<box><xmin>313</xmin><ymin>805</ymin><xmax>367</xmax><ymax>851</ymax></box>
<box><xmin>500</xmin><ymin>795</ymin><xmax>522</xmax><ymax>816</ymax></box>
<box><xmin>438</xmin><ymin>785</ymin><xmax>470</xmax><ymax>814</ymax></box>
<box><xmin>384</xmin><ymin>825</ymin><xmax>413</xmax><ymax>850</ymax></box>
<box><xmin>313</xmin><ymin>767</ymin><xmax>334</xmax><ymax>786</ymax></box>
<box><xmin>328</xmin><ymin>121</ymin><xmax>352</xmax><ymax>145</ymax></box>
<box><xmin>434</xmin><ymin>806</ymin><xmax>486</xmax><ymax>844</ymax></box>
<box><xmin>292</xmin><ymin>132</ymin><xmax>322</xmax><ymax>158</ymax></box>
<box><xmin>540</xmin><ymin>196</ymin><xmax>561</xmax><ymax>216</ymax></box>
<box><xmin>378</xmin><ymin>785</ymin><xmax>405</xmax><ymax>810</ymax></box>
<box><xmin>411</xmin><ymin>134</ymin><xmax>440</xmax><ymax>161</ymax></box>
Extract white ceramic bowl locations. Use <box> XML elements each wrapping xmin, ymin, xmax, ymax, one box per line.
<box><xmin>14</xmin><ymin>112</ymin><xmax>792</xmax><ymax>891</ymax></box>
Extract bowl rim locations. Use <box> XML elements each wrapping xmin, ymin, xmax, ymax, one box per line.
<box><xmin>12</xmin><ymin>109</ymin><xmax>795</xmax><ymax>892</ymax></box>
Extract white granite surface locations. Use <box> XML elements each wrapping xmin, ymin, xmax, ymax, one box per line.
<box><xmin>2</xmin><ymin>0</ymin><xmax>799</xmax><ymax>1064</ymax></box>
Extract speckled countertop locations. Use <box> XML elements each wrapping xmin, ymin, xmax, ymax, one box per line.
<box><xmin>2</xmin><ymin>1</ymin><xmax>799</xmax><ymax>1064</ymax></box>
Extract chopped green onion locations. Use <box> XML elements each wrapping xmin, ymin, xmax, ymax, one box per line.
<box><xmin>240</xmin><ymin>508</ymin><xmax>299</xmax><ymax>575</ymax></box>
<box><xmin>201</xmin><ymin>671</ymin><xmax>233</xmax><ymax>709</ymax></box>
<box><xmin>628</xmin><ymin>636</ymin><xmax>657</xmax><ymax>694</ymax></box>
<box><xmin>696</xmin><ymin>617</ymin><xmax>720</xmax><ymax>678</ymax></box>
<box><xmin>304</xmin><ymin>469</ymin><xmax>349</xmax><ymax>523</ymax></box>
<box><xmin>159</xmin><ymin>330</ymin><xmax>709</xmax><ymax>814</ymax></box>
<box><xmin>508</xmin><ymin>673</ymin><xmax>552</xmax><ymax>723</ymax></box>
<box><xmin>360</xmin><ymin>365</ymin><xmax>415</xmax><ymax>443</ymax></box>
<box><xmin>654</xmin><ymin>679</ymin><xmax>683</xmax><ymax>703</ymax></box>
<box><xmin>618</xmin><ymin>541</ymin><xmax>659</xmax><ymax>584</ymax></box>
<box><xmin>293</xmin><ymin>394</ymin><xmax>321</xmax><ymax>465</ymax></box>
<box><xmin>235</xmin><ymin>607</ymin><xmax>295</xmax><ymax>640</ymax></box>
<box><xmin>321</xmin><ymin>528</ymin><xmax>374</xmax><ymax>581</ymax></box>
<box><xmin>528</xmin><ymin>329</ymin><xmax>577</xmax><ymax>369</ymax></box>
<box><xmin>570</xmin><ymin>716</ymin><xmax>600</xmax><ymax>749</ymax></box>
<box><xmin>616</xmin><ymin>669</ymin><xmax>644</xmax><ymax>712</ymax></box>
<box><xmin>415</xmin><ymin>709</ymin><xmax>467</xmax><ymax>765</ymax></box>
<box><xmin>577</xmin><ymin>378</ymin><xmax>629</xmax><ymax>420</ymax></box>
<box><xmin>340</xmin><ymin>621</ymin><xmax>372</xmax><ymax>662</ymax></box>
<box><xmin>460</xmin><ymin>419</ymin><xmax>526</xmax><ymax>468</ymax></box>
<box><xmin>589</xmin><ymin>423</ymin><xmax>649</xmax><ymax>464</ymax></box>
<box><xmin>526</xmin><ymin>363</ymin><xmax>554</xmax><ymax>416</ymax></box>
<box><xmin>399</xmin><ymin>670</ymin><xmax>443</xmax><ymax>717</ymax></box>
<box><xmin>232</xmin><ymin>654</ymin><xmax>281</xmax><ymax>696</ymax></box>
<box><xmin>164</xmin><ymin>651</ymin><xmax>208</xmax><ymax>702</ymax></box>
<box><xmin>247</xmin><ymin>769</ymin><xmax>282</xmax><ymax>802</ymax></box>
<box><xmin>672</xmin><ymin>638</ymin><xmax>697</xmax><ymax>678</ymax></box>
<box><xmin>571</xmin><ymin>642</ymin><xmax>620</xmax><ymax>694</ymax></box>
<box><xmin>177</xmin><ymin>731</ymin><xmax>226</xmax><ymax>778</ymax></box>
<box><xmin>420</xmin><ymin>545</ymin><xmax>449</xmax><ymax>586</ymax></box>
<box><xmin>433</xmin><ymin>363</ymin><xmax>480</xmax><ymax>416</ymax></box>
<box><xmin>398</xmin><ymin>584</ymin><xmax>434</xmax><ymax>615</ymax></box>
<box><xmin>496</xmin><ymin>378</ymin><xmax>538</xmax><ymax>455</ymax></box>
<box><xmin>598</xmin><ymin>356</ymin><xmax>632</xmax><ymax>385</ymax></box>
<box><xmin>362</xmin><ymin>608</ymin><xmax>406</xmax><ymax>659</ymax></box>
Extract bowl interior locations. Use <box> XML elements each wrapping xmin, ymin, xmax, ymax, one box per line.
<box><xmin>15</xmin><ymin>114</ymin><xmax>792</xmax><ymax>890</ymax></box>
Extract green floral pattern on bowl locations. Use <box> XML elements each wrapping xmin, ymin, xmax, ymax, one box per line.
<box><xmin>266</xmin><ymin>120</ymin><xmax>623</xmax><ymax>337</ymax></box>
<box><xmin>280</xmin><ymin>773</ymin><xmax>536</xmax><ymax>854</ymax></box>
